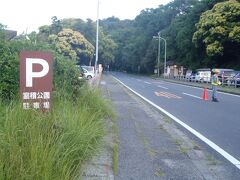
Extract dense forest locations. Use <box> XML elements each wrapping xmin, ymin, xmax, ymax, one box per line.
<box><xmin>2</xmin><ymin>0</ymin><xmax>240</xmax><ymax>74</ymax></box>
<box><xmin>99</xmin><ymin>0</ymin><xmax>240</xmax><ymax>73</ymax></box>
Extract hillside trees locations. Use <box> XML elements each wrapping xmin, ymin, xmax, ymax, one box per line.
<box><xmin>101</xmin><ymin>0</ymin><xmax>199</xmax><ymax>73</ymax></box>
<box><xmin>98</xmin><ymin>32</ymin><xmax>117</xmax><ymax>65</ymax></box>
<box><xmin>161</xmin><ymin>0</ymin><xmax>226</xmax><ymax>69</ymax></box>
<box><xmin>100</xmin><ymin>17</ymin><xmax>134</xmax><ymax>71</ymax></box>
<box><xmin>38</xmin><ymin>17</ymin><xmax>117</xmax><ymax>67</ymax></box>
<box><xmin>101</xmin><ymin>0</ymin><xmax>238</xmax><ymax>72</ymax></box>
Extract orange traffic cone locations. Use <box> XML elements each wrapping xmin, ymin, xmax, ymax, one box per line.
<box><xmin>202</xmin><ymin>87</ymin><xmax>208</xmax><ymax>101</ymax></box>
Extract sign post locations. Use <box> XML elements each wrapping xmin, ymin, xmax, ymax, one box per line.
<box><xmin>20</xmin><ymin>51</ymin><xmax>52</xmax><ymax>111</ymax></box>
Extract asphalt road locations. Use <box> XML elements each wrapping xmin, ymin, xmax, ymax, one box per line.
<box><xmin>112</xmin><ymin>72</ymin><xmax>240</xmax><ymax>169</ymax></box>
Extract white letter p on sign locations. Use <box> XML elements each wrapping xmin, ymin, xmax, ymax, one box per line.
<box><xmin>26</xmin><ymin>58</ymin><xmax>49</xmax><ymax>87</ymax></box>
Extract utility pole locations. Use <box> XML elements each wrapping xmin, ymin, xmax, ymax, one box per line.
<box><xmin>153</xmin><ymin>31</ymin><xmax>161</xmax><ymax>77</ymax></box>
<box><xmin>153</xmin><ymin>32</ymin><xmax>167</xmax><ymax>77</ymax></box>
<box><xmin>160</xmin><ymin>37</ymin><xmax>167</xmax><ymax>77</ymax></box>
<box><xmin>95</xmin><ymin>0</ymin><xmax>100</xmax><ymax>74</ymax></box>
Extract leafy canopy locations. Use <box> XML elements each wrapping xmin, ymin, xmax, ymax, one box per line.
<box><xmin>49</xmin><ymin>28</ymin><xmax>95</xmax><ymax>64</ymax></box>
<box><xmin>193</xmin><ymin>0</ymin><xmax>240</xmax><ymax>56</ymax></box>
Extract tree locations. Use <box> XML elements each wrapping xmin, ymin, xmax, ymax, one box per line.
<box><xmin>51</xmin><ymin>16</ymin><xmax>62</xmax><ymax>34</ymax></box>
<box><xmin>49</xmin><ymin>28</ymin><xmax>94</xmax><ymax>65</ymax></box>
<box><xmin>98</xmin><ymin>31</ymin><xmax>117</xmax><ymax>66</ymax></box>
<box><xmin>60</xmin><ymin>18</ymin><xmax>117</xmax><ymax>66</ymax></box>
<box><xmin>193</xmin><ymin>0</ymin><xmax>240</xmax><ymax>56</ymax></box>
<box><xmin>192</xmin><ymin>0</ymin><xmax>240</xmax><ymax>68</ymax></box>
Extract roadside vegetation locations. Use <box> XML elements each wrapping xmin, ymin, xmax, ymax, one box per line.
<box><xmin>0</xmin><ymin>28</ymin><xmax>114</xmax><ymax>179</ymax></box>
<box><xmin>0</xmin><ymin>87</ymin><xmax>114</xmax><ymax>180</ymax></box>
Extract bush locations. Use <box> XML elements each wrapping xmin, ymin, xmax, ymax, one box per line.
<box><xmin>0</xmin><ymin>40</ymin><xmax>83</xmax><ymax>101</ymax></box>
<box><xmin>52</xmin><ymin>52</ymin><xmax>85</xmax><ymax>100</ymax></box>
<box><xmin>0</xmin><ymin>42</ymin><xmax>19</xmax><ymax>100</ymax></box>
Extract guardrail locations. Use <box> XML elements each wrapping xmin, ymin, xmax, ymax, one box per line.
<box><xmin>164</xmin><ymin>75</ymin><xmax>239</xmax><ymax>88</ymax></box>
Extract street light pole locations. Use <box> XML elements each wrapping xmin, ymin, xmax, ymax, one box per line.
<box><xmin>153</xmin><ymin>32</ymin><xmax>161</xmax><ymax>77</ymax></box>
<box><xmin>160</xmin><ymin>37</ymin><xmax>167</xmax><ymax>77</ymax></box>
<box><xmin>95</xmin><ymin>0</ymin><xmax>100</xmax><ymax>74</ymax></box>
<box><xmin>157</xmin><ymin>32</ymin><xmax>161</xmax><ymax>77</ymax></box>
<box><xmin>153</xmin><ymin>32</ymin><xmax>167</xmax><ymax>77</ymax></box>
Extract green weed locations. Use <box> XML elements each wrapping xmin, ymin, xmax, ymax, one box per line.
<box><xmin>207</xmin><ymin>155</ymin><xmax>218</xmax><ymax>166</ymax></box>
<box><xmin>0</xmin><ymin>86</ymin><xmax>114</xmax><ymax>180</ymax></box>
<box><xmin>113</xmin><ymin>124</ymin><xmax>119</xmax><ymax>176</ymax></box>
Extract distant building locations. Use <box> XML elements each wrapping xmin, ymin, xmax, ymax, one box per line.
<box><xmin>165</xmin><ymin>61</ymin><xmax>184</xmax><ymax>77</ymax></box>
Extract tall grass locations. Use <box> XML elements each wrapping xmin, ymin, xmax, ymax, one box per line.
<box><xmin>0</xmin><ymin>85</ymin><xmax>114</xmax><ymax>180</ymax></box>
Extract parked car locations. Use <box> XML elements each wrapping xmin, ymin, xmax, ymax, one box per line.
<box><xmin>185</xmin><ymin>70</ymin><xmax>192</xmax><ymax>80</ymax></box>
<box><xmin>213</xmin><ymin>69</ymin><xmax>235</xmax><ymax>82</ymax></box>
<box><xmin>76</xmin><ymin>65</ymin><xmax>84</xmax><ymax>79</ymax></box>
<box><xmin>230</xmin><ymin>73</ymin><xmax>240</xmax><ymax>87</ymax></box>
<box><xmin>81</xmin><ymin>65</ymin><xmax>95</xmax><ymax>74</ymax></box>
<box><xmin>226</xmin><ymin>71</ymin><xmax>240</xmax><ymax>81</ymax></box>
<box><xmin>189</xmin><ymin>73</ymin><xmax>196</xmax><ymax>82</ymax></box>
<box><xmin>195</xmin><ymin>69</ymin><xmax>211</xmax><ymax>82</ymax></box>
<box><xmin>82</xmin><ymin>67</ymin><xmax>95</xmax><ymax>79</ymax></box>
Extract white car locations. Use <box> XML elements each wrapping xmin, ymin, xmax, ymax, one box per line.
<box><xmin>82</xmin><ymin>67</ymin><xmax>95</xmax><ymax>79</ymax></box>
<box><xmin>195</xmin><ymin>70</ymin><xmax>211</xmax><ymax>82</ymax></box>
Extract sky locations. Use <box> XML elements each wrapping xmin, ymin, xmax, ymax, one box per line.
<box><xmin>0</xmin><ymin>0</ymin><xmax>171</xmax><ymax>34</ymax></box>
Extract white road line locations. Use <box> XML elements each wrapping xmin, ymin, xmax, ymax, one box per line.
<box><xmin>144</xmin><ymin>81</ymin><xmax>151</xmax><ymax>84</ymax></box>
<box><xmin>183</xmin><ymin>93</ymin><xmax>202</xmax><ymax>99</ymax></box>
<box><xmin>112</xmin><ymin>76</ymin><xmax>240</xmax><ymax>170</ymax></box>
<box><xmin>158</xmin><ymin>85</ymin><xmax>168</xmax><ymax>89</ymax></box>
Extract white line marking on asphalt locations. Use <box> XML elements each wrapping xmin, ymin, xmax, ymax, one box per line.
<box><xmin>158</xmin><ymin>85</ymin><xmax>168</xmax><ymax>89</ymax></box>
<box><xmin>144</xmin><ymin>81</ymin><xmax>151</xmax><ymax>84</ymax></box>
<box><xmin>182</xmin><ymin>93</ymin><xmax>202</xmax><ymax>99</ymax></box>
<box><xmin>112</xmin><ymin>76</ymin><xmax>240</xmax><ymax>170</ymax></box>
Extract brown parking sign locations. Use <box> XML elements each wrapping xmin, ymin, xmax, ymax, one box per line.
<box><xmin>20</xmin><ymin>51</ymin><xmax>52</xmax><ymax>111</ymax></box>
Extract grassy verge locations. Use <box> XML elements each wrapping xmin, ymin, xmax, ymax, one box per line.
<box><xmin>0</xmin><ymin>85</ymin><xmax>114</xmax><ymax>180</ymax></box>
<box><xmin>112</xmin><ymin>123</ymin><xmax>119</xmax><ymax>176</ymax></box>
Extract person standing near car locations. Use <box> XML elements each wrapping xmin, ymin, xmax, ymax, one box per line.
<box><xmin>211</xmin><ymin>69</ymin><xmax>221</xmax><ymax>102</ymax></box>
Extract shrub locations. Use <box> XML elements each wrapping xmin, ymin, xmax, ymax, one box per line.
<box><xmin>0</xmin><ymin>40</ymin><xmax>83</xmax><ymax>101</ymax></box>
<box><xmin>0</xmin><ymin>42</ymin><xmax>19</xmax><ymax>100</ymax></box>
